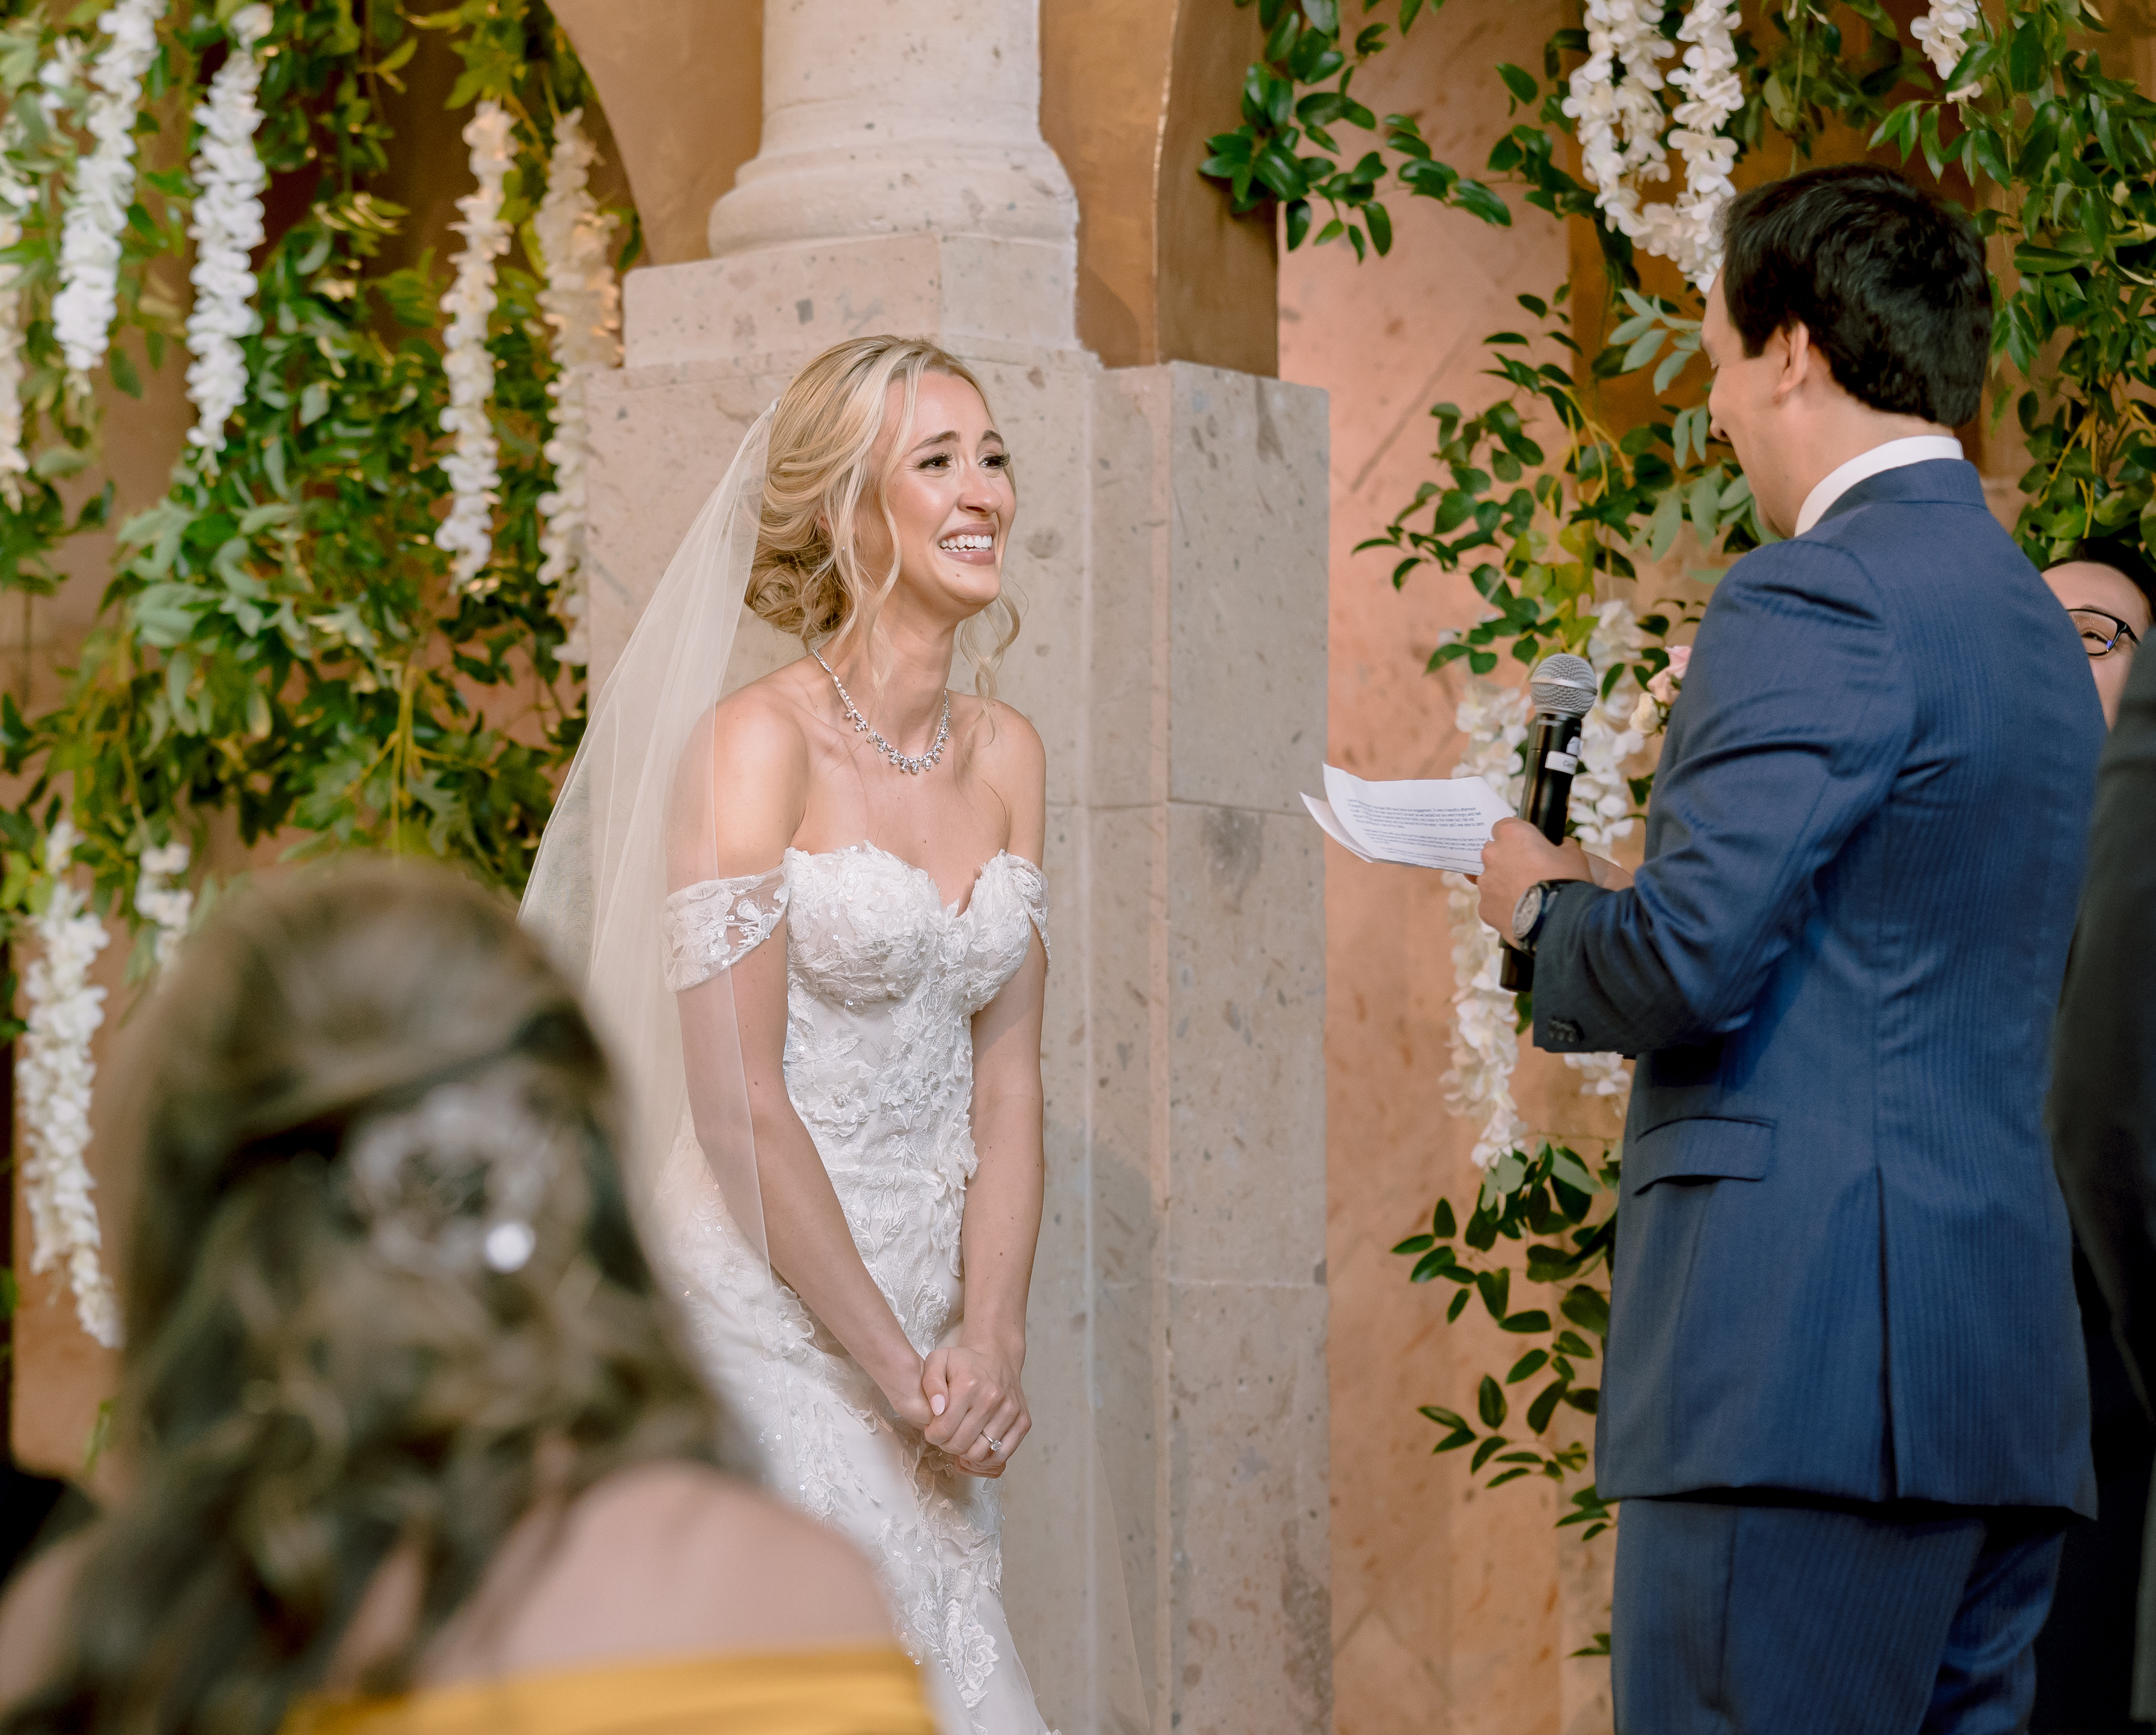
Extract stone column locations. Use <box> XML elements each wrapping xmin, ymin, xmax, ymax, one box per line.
<box><xmin>570</xmin><ymin>4</ymin><xmax>1330</xmax><ymax>1727</ymax></box>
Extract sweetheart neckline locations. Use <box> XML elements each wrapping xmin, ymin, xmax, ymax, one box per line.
<box><xmin>783</xmin><ymin>840</ymin><xmax>1033</xmax><ymax>919</ymax></box>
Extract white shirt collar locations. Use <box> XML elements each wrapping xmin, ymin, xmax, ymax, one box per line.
<box><xmin>1794</xmin><ymin>434</ymin><xmax>1967</xmax><ymax>536</ymax></box>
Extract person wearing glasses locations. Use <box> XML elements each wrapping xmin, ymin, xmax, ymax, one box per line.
<box><xmin>2044</xmin><ymin>537</ymin><xmax>2155</xmax><ymax>727</ymax></box>
<box><xmin>2033</xmin><ymin>535</ymin><xmax>2156</xmax><ymax>1734</ymax></box>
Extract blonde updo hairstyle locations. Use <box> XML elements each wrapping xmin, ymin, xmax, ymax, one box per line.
<box><xmin>748</xmin><ymin>335</ymin><xmax>1021</xmax><ymax>708</ymax></box>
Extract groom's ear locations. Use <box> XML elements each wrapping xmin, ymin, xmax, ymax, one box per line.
<box><xmin>1772</xmin><ymin>320</ymin><xmax>1820</xmax><ymax>405</ymax></box>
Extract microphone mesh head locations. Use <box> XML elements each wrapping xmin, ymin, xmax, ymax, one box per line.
<box><xmin>1528</xmin><ymin>653</ymin><xmax>1598</xmax><ymax>719</ymax></box>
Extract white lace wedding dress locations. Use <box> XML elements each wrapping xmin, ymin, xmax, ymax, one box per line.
<box><xmin>651</xmin><ymin>840</ymin><xmax>1054</xmax><ymax>1735</ymax></box>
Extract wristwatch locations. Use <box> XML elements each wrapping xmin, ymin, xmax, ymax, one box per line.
<box><xmin>1510</xmin><ymin>880</ymin><xmax>1568</xmax><ymax>952</ymax></box>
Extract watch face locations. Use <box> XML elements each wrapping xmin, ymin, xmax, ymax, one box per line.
<box><xmin>1513</xmin><ymin>883</ymin><xmax>1544</xmax><ymax>942</ymax></box>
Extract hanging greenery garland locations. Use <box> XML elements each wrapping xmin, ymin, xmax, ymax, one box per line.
<box><xmin>0</xmin><ymin>0</ymin><xmax>631</xmax><ymax>1342</ymax></box>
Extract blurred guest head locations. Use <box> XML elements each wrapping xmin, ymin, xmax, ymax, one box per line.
<box><xmin>2045</xmin><ymin>537</ymin><xmax>2156</xmax><ymax>728</ymax></box>
<box><xmin>5</xmin><ymin>859</ymin><xmax>719</xmax><ymax>1734</ymax></box>
<box><xmin>1703</xmin><ymin>165</ymin><xmax>1989</xmax><ymax>537</ymax></box>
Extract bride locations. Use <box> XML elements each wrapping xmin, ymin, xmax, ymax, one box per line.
<box><xmin>522</xmin><ymin>336</ymin><xmax>1055</xmax><ymax>1733</ymax></box>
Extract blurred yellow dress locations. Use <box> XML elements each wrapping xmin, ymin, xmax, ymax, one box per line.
<box><xmin>282</xmin><ymin>1646</ymin><xmax>936</xmax><ymax>1735</ymax></box>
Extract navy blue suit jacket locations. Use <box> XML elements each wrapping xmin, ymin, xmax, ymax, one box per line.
<box><xmin>1533</xmin><ymin>459</ymin><xmax>2101</xmax><ymax>1513</ymax></box>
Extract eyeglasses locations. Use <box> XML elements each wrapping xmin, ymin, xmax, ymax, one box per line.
<box><xmin>2069</xmin><ymin>607</ymin><xmax>2142</xmax><ymax>658</ymax></box>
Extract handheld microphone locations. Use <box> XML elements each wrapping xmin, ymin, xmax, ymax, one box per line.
<box><xmin>1498</xmin><ymin>653</ymin><xmax>1598</xmax><ymax>991</ymax></box>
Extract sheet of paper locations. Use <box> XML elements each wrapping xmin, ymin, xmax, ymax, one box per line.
<box><xmin>1301</xmin><ymin>794</ymin><xmax>1376</xmax><ymax>863</ymax></box>
<box><xmin>1314</xmin><ymin>764</ymin><xmax>1514</xmax><ymax>873</ymax></box>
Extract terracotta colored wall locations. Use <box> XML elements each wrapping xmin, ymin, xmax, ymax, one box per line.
<box><xmin>1280</xmin><ymin>7</ymin><xmax>1622</xmax><ymax>1731</ymax></box>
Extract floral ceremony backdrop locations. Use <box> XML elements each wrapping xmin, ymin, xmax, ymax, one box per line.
<box><xmin>1</xmin><ymin>0</ymin><xmax>626</xmax><ymax>1355</ymax></box>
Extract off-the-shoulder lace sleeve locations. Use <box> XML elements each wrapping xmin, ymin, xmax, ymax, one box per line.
<box><xmin>1009</xmin><ymin>856</ymin><xmax>1049</xmax><ymax>964</ymax></box>
<box><xmin>662</xmin><ymin>867</ymin><xmax>789</xmax><ymax>990</ymax></box>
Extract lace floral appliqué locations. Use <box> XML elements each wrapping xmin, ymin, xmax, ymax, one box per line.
<box><xmin>661</xmin><ymin>867</ymin><xmax>788</xmax><ymax>990</ymax></box>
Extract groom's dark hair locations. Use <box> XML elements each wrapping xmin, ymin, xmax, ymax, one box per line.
<box><xmin>1718</xmin><ymin>163</ymin><xmax>1990</xmax><ymax>427</ymax></box>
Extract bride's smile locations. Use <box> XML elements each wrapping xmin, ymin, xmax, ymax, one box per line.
<box><xmin>854</xmin><ymin>369</ymin><xmax>1015</xmax><ymax>625</ymax></box>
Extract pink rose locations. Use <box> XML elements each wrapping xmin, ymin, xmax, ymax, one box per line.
<box><xmin>1646</xmin><ymin>643</ymin><xmax>1691</xmax><ymax>706</ymax></box>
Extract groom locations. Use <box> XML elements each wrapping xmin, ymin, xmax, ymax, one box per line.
<box><xmin>1477</xmin><ymin>165</ymin><xmax>2102</xmax><ymax>1730</ymax></box>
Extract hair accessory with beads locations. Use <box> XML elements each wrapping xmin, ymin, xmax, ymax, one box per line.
<box><xmin>343</xmin><ymin>1080</ymin><xmax>562</xmax><ymax>1275</ymax></box>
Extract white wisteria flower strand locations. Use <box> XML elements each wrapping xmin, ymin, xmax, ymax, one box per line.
<box><xmin>52</xmin><ymin>0</ymin><xmax>168</xmax><ymax>383</ymax></box>
<box><xmin>134</xmin><ymin>840</ymin><xmax>193</xmax><ymax>969</ymax></box>
<box><xmin>0</xmin><ymin>115</ymin><xmax>37</xmax><ymax>505</ymax></box>
<box><xmin>435</xmin><ymin>101</ymin><xmax>515</xmax><ymax>595</ymax></box>
<box><xmin>531</xmin><ymin>108</ymin><xmax>621</xmax><ymax>665</ymax></box>
<box><xmin>183</xmin><ymin>4</ymin><xmax>272</xmax><ymax>460</ymax></box>
<box><xmin>18</xmin><ymin>820</ymin><xmax>120</xmax><ymax>1348</ymax></box>
<box><xmin>1563</xmin><ymin>0</ymin><xmax>1742</xmax><ymax>288</ymax></box>
<box><xmin>1911</xmin><ymin>0</ymin><xmax>1984</xmax><ymax>100</ymax></box>
<box><xmin>1442</xmin><ymin>677</ymin><xmax>1532</xmax><ymax>1174</ymax></box>
<box><xmin>1559</xmin><ymin>600</ymin><xmax>1647</xmax><ymax>1103</ymax></box>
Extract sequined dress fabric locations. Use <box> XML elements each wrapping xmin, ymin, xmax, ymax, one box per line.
<box><xmin>652</xmin><ymin>843</ymin><xmax>1051</xmax><ymax>1735</ymax></box>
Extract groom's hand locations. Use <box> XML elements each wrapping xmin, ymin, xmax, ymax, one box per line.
<box><xmin>1474</xmin><ymin>819</ymin><xmax>1594</xmax><ymax>936</ymax></box>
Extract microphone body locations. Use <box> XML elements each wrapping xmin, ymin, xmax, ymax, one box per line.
<box><xmin>1498</xmin><ymin>655</ymin><xmax>1597</xmax><ymax>991</ymax></box>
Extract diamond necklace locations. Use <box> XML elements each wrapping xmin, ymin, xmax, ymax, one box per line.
<box><xmin>812</xmin><ymin>649</ymin><xmax>951</xmax><ymax>775</ymax></box>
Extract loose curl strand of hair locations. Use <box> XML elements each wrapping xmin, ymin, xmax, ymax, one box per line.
<box><xmin>747</xmin><ymin>334</ymin><xmax>1022</xmax><ymax>713</ymax></box>
<box><xmin>3</xmin><ymin>861</ymin><xmax>724</xmax><ymax>1735</ymax></box>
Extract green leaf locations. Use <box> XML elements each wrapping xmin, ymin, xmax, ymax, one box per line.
<box><xmin>1527</xmin><ymin>1379</ymin><xmax>1567</xmax><ymax>1433</ymax></box>
<box><xmin>2007</xmin><ymin>21</ymin><xmax>2045</xmax><ymax>93</ymax></box>
<box><xmin>1393</xmin><ymin>1233</ymin><xmax>1435</xmax><ymax>1254</ymax></box>
<box><xmin>1653</xmin><ymin>342</ymin><xmax>1691</xmax><ymax>394</ymax></box>
<box><xmin>1452</xmin><ymin>179</ymin><xmax>1511</xmax><ymax>227</ymax></box>
<box><xmin>1506</xmin><ymin>1349</ymin><xmax>1549</xmax><ymax>1383</ymax></box>
<box><xmin>1497</xmin><ymin>63</ymin><xmax>1537</xmax><ymax>105</ymax></box>
<box><xmin>1476</xmin><ymin>1267</ymin><xmax>1510</xmax><ymax>1320</ymax></box>
<box><xmin>1433</xmin><ymin>1198</ymin><xmax>1458</xmax><ymax>1239</ymax></box>
<box><xmin>1409</xmin><ymin>1246</ymin><xmax>1458</xmax><ymax>1282</ymax></box>
<box><xmin>1500</xmin><ymin>1309</ymin><xmax>1553</xmax><ymax>1333</ymax></box>
<box><xmin>1621</xmin><ymin>326</ymin><xmax>1666</xmax><ymax>373</ymax></box>
<box><xmin>109</xmin><ymin>347</ymin><xmax>142</xmax><ymax>399</ymax></box>
<box><xmin>1470</xmin><ymin>1434</ymin><xmax>1509</xmax><ymax>1472</ymax></box>
<box><xmin>1446</xmin><ymin>1286</ymin><xmax>1471</xmax><ymax>1323</ymax></box>
<box><xmin>1419</xmin><ymin>1405</ymin><xmax>1470</xmax><ymax>1432</ymax></box>
<box><xmin>1476</xmin><ymin>1374</ymin><xmax>1508</xmax><ymax>1429</ymax></box>
<box><xmin>1647</xmin><ymin>487</ymin><xmax>1685</xmax><ymax>561</ymax></box>
<box><xmin>1560</xmin><ymin>1284</ymin><xmax>1610</xmax><ymax>1338</ymax></box>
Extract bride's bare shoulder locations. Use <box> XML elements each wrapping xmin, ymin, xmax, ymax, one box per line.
<box><xmin>709</xmin><ymin>660</ymin><xmax>819</xmax><ymax>754</ymax></box>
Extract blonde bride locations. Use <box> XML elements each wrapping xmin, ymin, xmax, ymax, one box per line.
<box><xmin>524</xmin><ymin>336</ymin><xmax>1056</xmax><ymax>1733</ymax></box>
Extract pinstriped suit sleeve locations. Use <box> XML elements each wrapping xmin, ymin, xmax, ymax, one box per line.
<box><xmin>1532</xmin><ymin>538</ymin><xmax>1916</xmax><ymax>1056</ymax></box>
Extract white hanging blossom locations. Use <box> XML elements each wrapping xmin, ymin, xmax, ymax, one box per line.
<box><xmin>1563</xmin><ymin>0</ymin><xmax>1742</xmax><ymax>288</ymax></box>
<box><xmin>18</xmin><ymin>821</ymin><xmax>119</xmax><ymax>1349</ymax></box>
<box><xmin>1559</xmin><ymin>600</ymin><xmax>1648</xmax><ymax>1102</ymax></box>
<box><xmin>531</xmin><ymin>108</ymin><xmax>620</xmax><ymax>665</ymax></box>
<box><xmin>51</xmin><ymin>0</ymin><xmax>167</xmax><ymax>384</ymax></box>
<box><xmin>1441</xmin><ymin>677</ymin><xmax>1532</xmax><ymax>1172</ymax></box>
<box><xmin>435</xmin><ymin>101</ymin><xmax>516</xmax><ymax>596</ymax></box>
<box><xmin>182</xmin><ymin>4</ymin><xmax>272</xmax><ymax>460</ymax></box>
<box><xmin>0</xmin><ymin>114</ymin><xmax>38</xmax><ymax>506</ymax></box>
<box><xmin>134</xmin><ymin>840</ymin><xmax>193</xmax><ymax>969</ymax></box>
<box><xmin>1911</xmin><ymin>0</ymin><xmax>1984</xmax><ymax>100</ymax></box>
